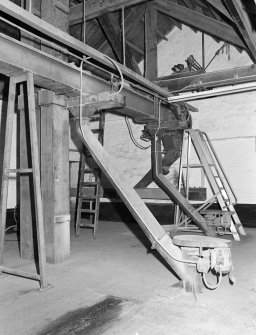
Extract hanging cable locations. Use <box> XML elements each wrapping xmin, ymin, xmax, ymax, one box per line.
<box><xmin>178</xmin><ymin>102</ymin><xmax>192</xmax><ymax>125</ymax></box>
<box><xmin>103</xmin><ymin>54</ymin><xmax>124</xmax><ymax>95</ymax></box>
<box><xmin>202</xmin><ymin>267</ymin><xmax>223</xmax><ymax>290</ymax></box>
<box><xmin>125</xmin><ymin>117</ymin><xmax>151</xmax><ymax>150</ymax></box>
<box><xmin>155</xmin><ymin>98</ymin><xmax>161</xmax><ymax>136</ymax></box>
<box><xmin>79</xmin><ymin>59</ymin><xmax>87</xmax><ymax>148</ymax></box>
<box><xmin>204</xmin><ymin>42</ymin><xmax>227</xmax><ymax>70</ymax></box>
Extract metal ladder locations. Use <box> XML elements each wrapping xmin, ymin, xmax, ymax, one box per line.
<box><xmin>175</xmin><ymin>129</ymin><xmax>246</xmax><ymax>240</ymax></box>
<box><xmin>75</xmin><ymin>112</ymin><xmax>105</xmax><ymax>238</ymax></box>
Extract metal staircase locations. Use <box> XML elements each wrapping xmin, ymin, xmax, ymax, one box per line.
<box><xmin>75</xmin><ymin>112</ymin><xmax>105</xmax><ymax>238</ymax></box>
<box><xmin>175</xmin><ymin>129</ymin><xmax>246</xmax><ymax>240</ymax></box>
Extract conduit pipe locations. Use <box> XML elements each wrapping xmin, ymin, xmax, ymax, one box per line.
<box><xmin>167</xmin><ymin>82</ymin><xmax>256</xmax><ymax>103</ymax></box>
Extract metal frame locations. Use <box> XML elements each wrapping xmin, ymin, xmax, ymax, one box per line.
<box><xmin>174</xmin><ymin>129</ymin><xmax>245</xmax><ymax>240</ymax></box>
<box><xmin>151</xmin><ymin>134</ymin><xmax>213</xmax><ymax>236</ymax></box>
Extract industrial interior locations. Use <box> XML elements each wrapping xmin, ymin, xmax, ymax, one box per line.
<box><xmin>0</xmin><ymin>0</ymin><xmax>256</xmax><ymax>334</ymax></box>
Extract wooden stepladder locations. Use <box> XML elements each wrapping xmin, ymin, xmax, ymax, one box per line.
<box><xmin>75</xmin><ymin>112</ymin><xmax>105</xmax><ymax>239</ymax></box>
<box><xmin>0</xmin><ymin>72</ymin><xmax>48</xmax><ymax>289</ymax></box>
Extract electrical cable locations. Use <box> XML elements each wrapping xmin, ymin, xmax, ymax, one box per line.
<box><xmin>125</xmin><ymin>117</ymin><xmax>151</xmax><ymax>150</ymax></box>
<box><xmin>202</xmin><ymin>267</ymin><xmax>223</xmax><ymax>290</ymax></box>
<box><xmin>79</xmin><ymin>60</ymin><xmax>87</xmax><ymax>150</ymax></box>
<box><xmin>101</xmin><ymin>54</ymin><xmax>124</xmax><ymax>95</ymax></box>
<box><xmin>204</xmin><ymin>42</ymin><xmax>227</xmax><ymax>71</ymax></box>
<box><xmin>177</xmin><ymin>102</ymin><xmax>192</xmax><ymax>125</ymax></box>
<box><xmin>155</xmin><ymin>98</ymin><xmax>161</xmax><ymax>137</ymax></box>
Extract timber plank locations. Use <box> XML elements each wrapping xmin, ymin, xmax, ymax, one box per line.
<box><xmin>144</xmin><ymin>3</ymin><xmax>158</xmax><ymax>80</ymax></box>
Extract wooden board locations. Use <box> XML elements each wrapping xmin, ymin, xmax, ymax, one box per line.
<box><xmin>173</xmin><ymin>234</ymin><xmax>231</xmax><ymax>248</ymax></box>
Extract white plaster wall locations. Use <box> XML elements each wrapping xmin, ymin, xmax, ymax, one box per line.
<box><xmin>104</xmin><ymin>113</ymin><xmax>151</xmax><ymax>186</ymax></box>
<box><xmin>0</xmin><ymin>100</ymin><xmax>17</xmax><ymax>208</ymax></box>
<box><xmin>100</xmin><ymin>26</ymin><xmax>256</xmax><ymax>204</ymax></box>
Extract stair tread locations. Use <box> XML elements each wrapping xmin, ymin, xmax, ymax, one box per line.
<box><xmin>80</xmin><ymin>223</ymin><xmax>95</xmax><ymax>228</ymax></box>
<box><xmin>81</xmin><ymin>196</ymin><xmax>98</xmax><ymax>200</ymax></box>
<box><xmin>92</xmin><ymin>129</ymin><xmax>103</xmax><ymax>134</ymax></box>
<box><xmin>81</xmin><ymin>209</ymin><xmax>97</xmax><ymax>213</ymax></box>
<box><xmin>83</xmin><ymin>168</ymin><xmax>99</xmax><ymax>173</ymax></box>
<box><xmin>82</xmin><ymin>181</ymin><xmax>98</xmax><ymax>186</ymax></box>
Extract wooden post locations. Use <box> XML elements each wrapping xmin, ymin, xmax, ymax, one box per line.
<box><xmin>18</xmin><ymin>89</ymin><xmax>41</xmax><ymax>260</ymax></box>
<box><xmin>144</xmin><ymin>3</ymin><xmax>158</xmax><ymax>80</ymax></box>
<box><xmin>34</xmin><ymin>0</ymin><xmax>70</xmax><ymax>263</ymax></box>
<box><xmin>39</xmin><ymin>90</ymin><xmax>70</xmax><ymax>263</ymax></box>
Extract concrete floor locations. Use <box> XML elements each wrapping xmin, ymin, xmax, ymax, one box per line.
<box><xmin>1</xmin><ymin>220</ymin><xmax>256</xmax><ymax>335</ymax></box>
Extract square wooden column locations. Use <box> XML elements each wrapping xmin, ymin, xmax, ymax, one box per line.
<box><xmin>144</xmin><ymin>3</ymin><xmax>158</xmax><ymax>80</ymax></box>
<box><xmin>38</xmin><ymin>90</ymin><xmax>70</xmax><ymax>263</ymax></box>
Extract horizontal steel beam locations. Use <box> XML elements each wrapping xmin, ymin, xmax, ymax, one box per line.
<box><xmin>167</xmin><ymin>82</ymin><xmax>256</xmax><ymax>103</ymax></box>
<box><xmin>0</xmin><ymin>34</ymin><xmax>168</xmax><ymax>122</ymax></box>
<box><xmin>156</xmin><ymin>65</ymin><xmax>256</xmax><ymax>92</ymax></box>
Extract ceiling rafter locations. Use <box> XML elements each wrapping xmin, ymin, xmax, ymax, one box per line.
<box><xmin>96</xmin><ymin>5</ymin><xmax>146</xmax><ymax>61</ymax></box>
<box><xmin>69</xmin><ymin>0</ymin><xmax>149</xmax><ymax>26</ymax></box>
<box><xmin>223</xmin><ymin>0</ymin><xmax>256</xmax><ymax>63</ymax></box>
<box><xmin>204</xmin><ymin>0</ymin><xmax>234</xmax><ymax>22</ymax></box>
<box><xmin>97</xmin><ymin>13</ymin><xmax>141</xmax><ymax>73</ymax></box>
<box><xmin>153</xmin><ymin>0</ymin><xmax>246</xmax><ymax>49</ymax></box>
<box><xmin>140</xmin><ymin>17</ymin><xmax>169</xmax><ymax>41</ymax></box>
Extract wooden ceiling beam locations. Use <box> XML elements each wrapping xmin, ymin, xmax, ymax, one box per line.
<box><xmin>127</xmin><ymin>40</ymin><xmax>144</xmax><ymax>56</ymax></box>
<box><xmin>223</xmin><ymin>0</ymin><xmax>256</xmax><ymax>63</ymax></box>
<box><xmin>144</xmin><ymin>3</ymin><xmax>158</xmax><ymax>80</ymax></box>
<box><xmin>97</xmin><ymin>13</ymin><xmax>141</xmax><ymax>73</ymax></box>
<box><xmin>204</xmin><ymin>0</ymin><xmax>234</xmax><ymax>21</ymax></box>
<box><xmin>154</xmin><ymin>0</ymin><xmax>246</xmax><ymax>49</ymax></box>
<box><xmin>95</xmin><ymin>5</ymin><xmax>145</xmax><ymax>63</ymax></box>
<box><xmin>69</xmin><ymin>0</ymin><xmax>149</xmax><ymax>25</ymax></box>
